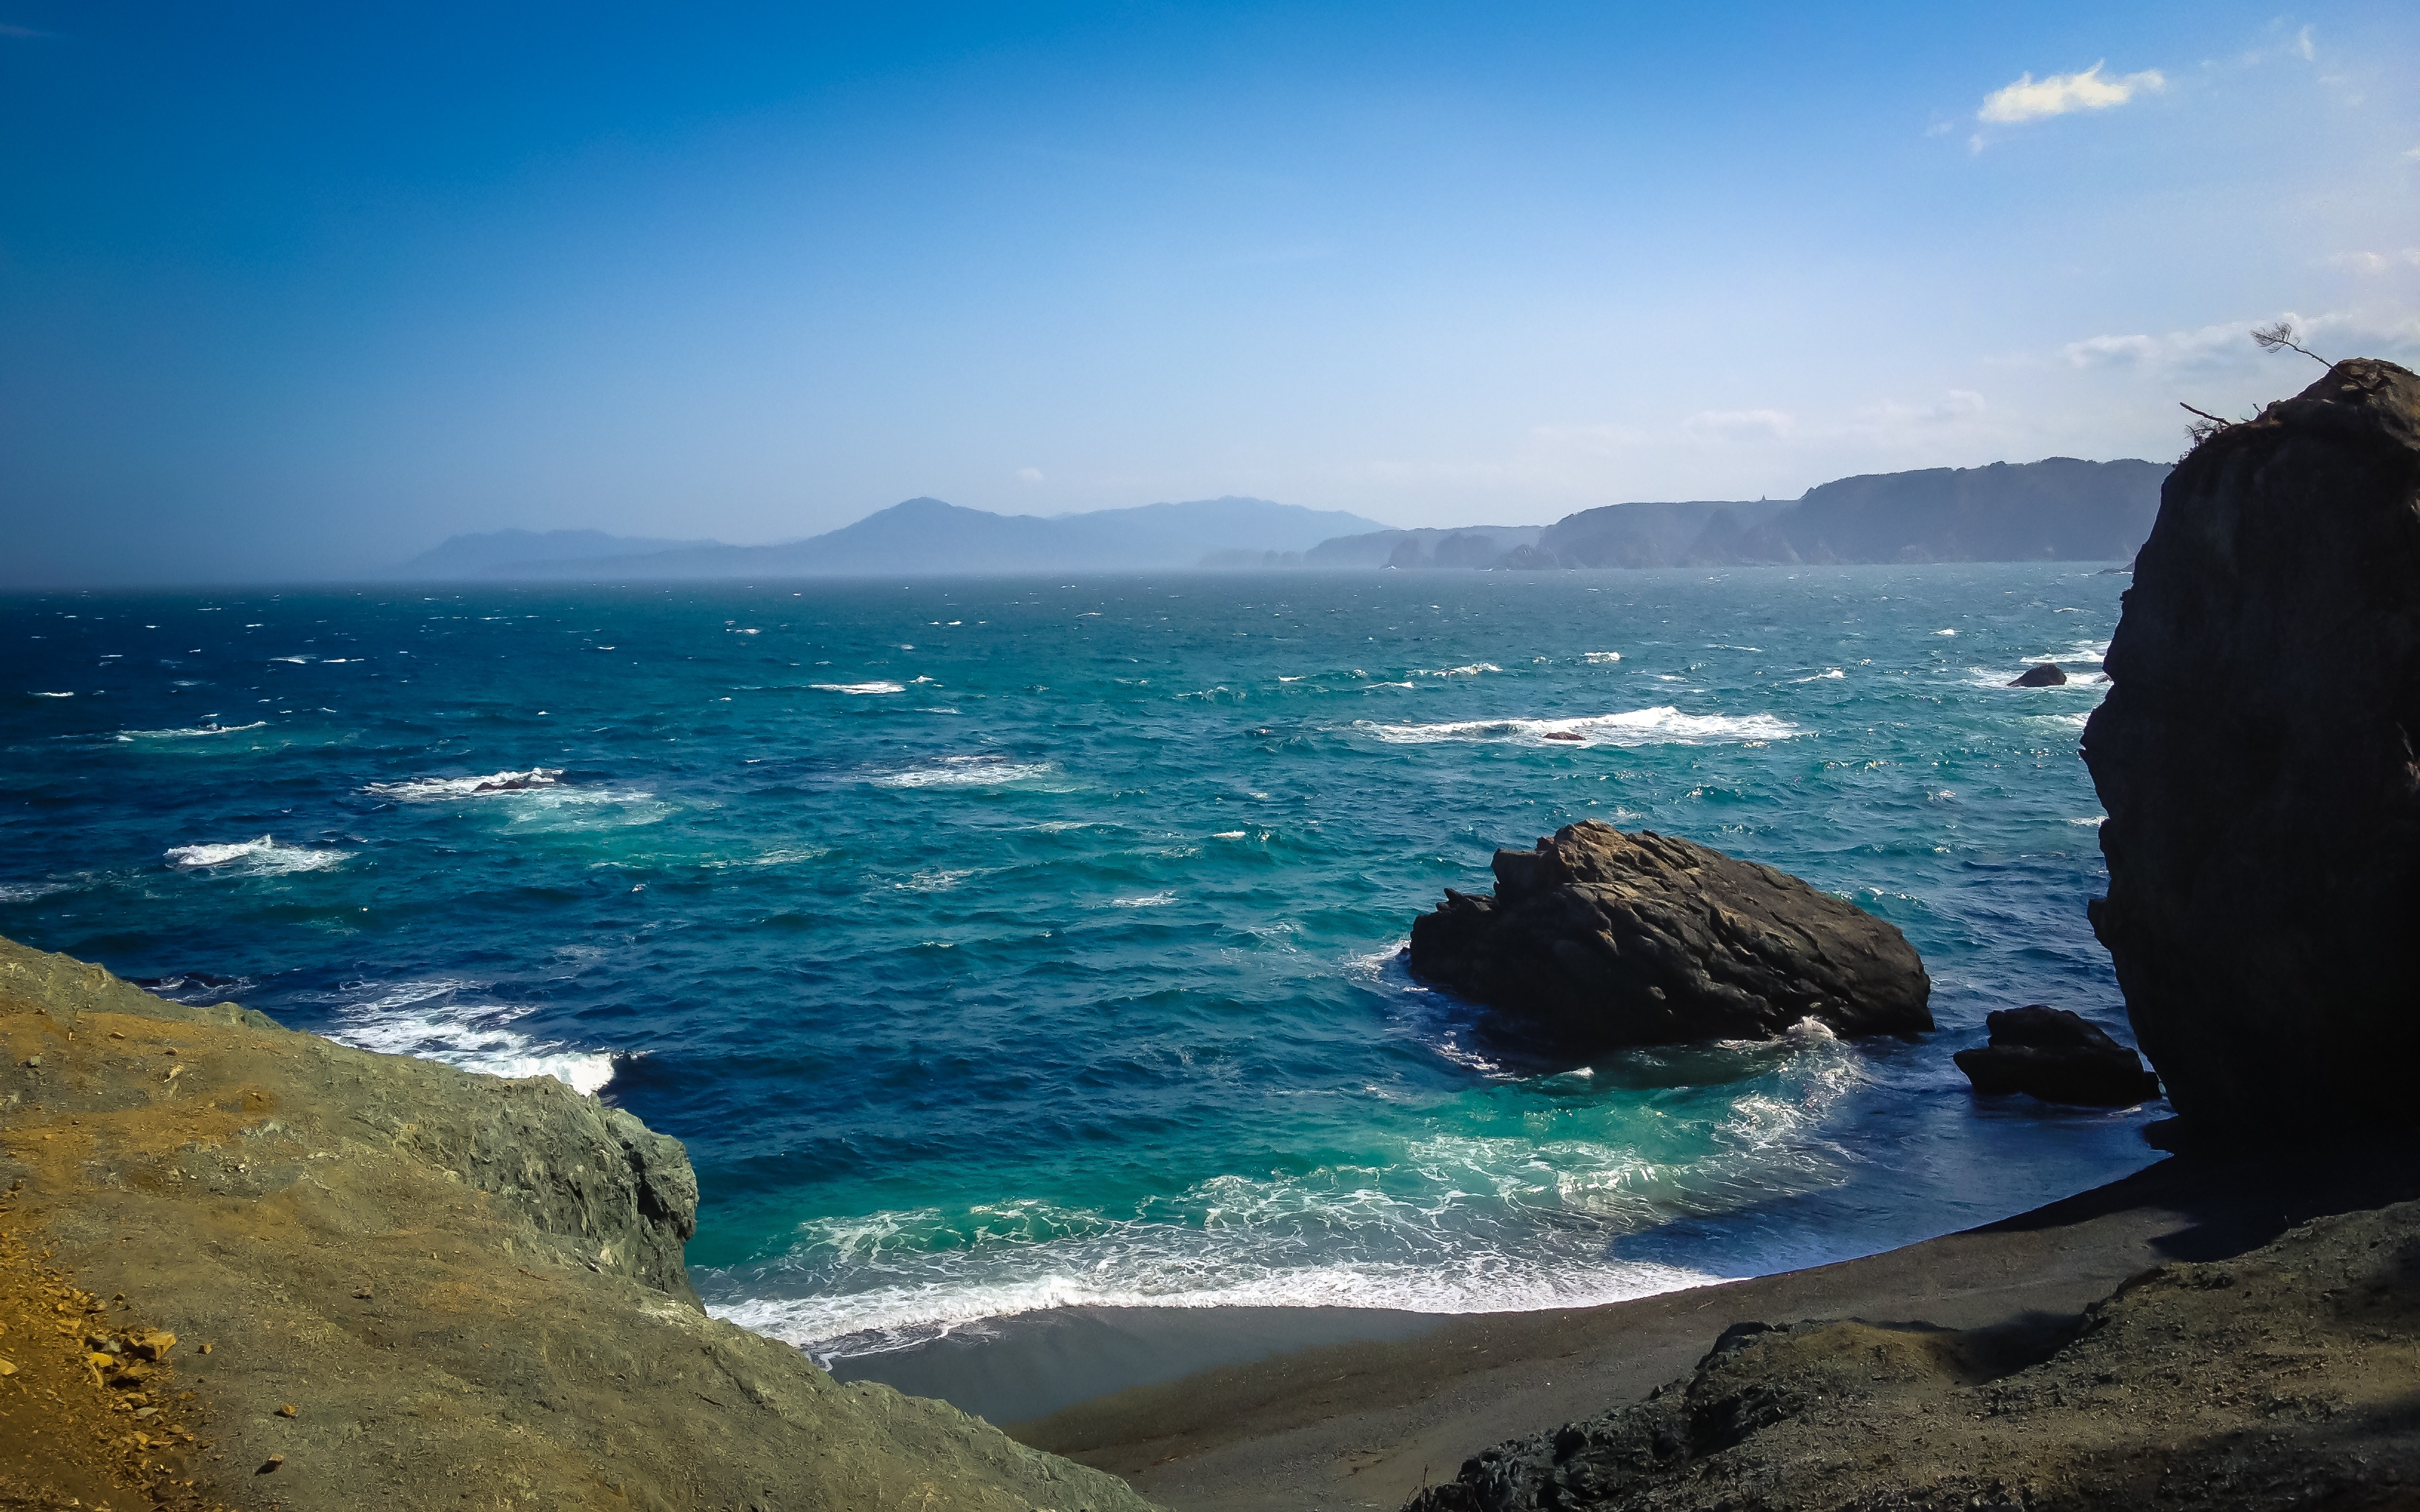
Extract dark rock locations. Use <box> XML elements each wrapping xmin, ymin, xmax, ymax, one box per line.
<box><xmin>2008</xmin><ymin>662</ymin><xmax>2067</xmax><ymax>686</ymax></box>
<box><xmin>1953</xmin><ymin>1005</ymin><xmax>2160</xmax><ymax>1107</ymax></box>
<box><xmin>1406</xmin><ymin>821</ymin><xmax>1931</xmax><ymax>1053</ymax></box>
<box><xmin>2082</xmin><ymin>359</ymin><xmax>2420</xmax><ymax>1135</ymax></box>
<box><xmin>1538</xmin><ymin>731</ymin><xmax>1585</xmax><ymax>742</ymax></box>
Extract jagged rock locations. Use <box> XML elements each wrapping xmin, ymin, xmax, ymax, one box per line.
<box><xmin>2008</xmin><ymin>663</ymin><xmax>2066</xmax><ymax>687</ymax></box>
<box><xmin>2083</xmin><ymin>359</ymin><xmax>2420</xmax><ymax>1135</ymax></box>
<box><xmin>1406</xmin><ymin>821</ymin><xmax>1931</xmax><ymax>1053</ymax></box>
<box><xmin>1953</xmin><ymin>1005</ymin><xmax>2159</xmax><ymax>1107</ymax></box>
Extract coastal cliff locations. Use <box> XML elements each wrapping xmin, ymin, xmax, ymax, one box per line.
<box><xmin>2083</xmin><ymin>359</ymin><xmax>2420</xmax><ymax>1135</ymax></box>
<box><xmin>0</xmin><ymin>935</ymin><xmax>1156</xmax><ymax>1512</ymax></box>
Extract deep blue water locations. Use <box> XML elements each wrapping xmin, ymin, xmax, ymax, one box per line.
<box><xmin>0</xmin><ymin>566</ymin><xmax>2158</xmax><ymax>1356</ymax></box>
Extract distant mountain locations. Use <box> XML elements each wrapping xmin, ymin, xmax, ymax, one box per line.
<box><xmin>1306</xmin><ymin>525</ymin><xmax>1547</xmax><ymax>569</ymax></box>
<box><xmin>1309</xmin><ymin>459</ymin><xmax>2167</xmax><ymax>571</ymax></box>
<box><xmin>388</xmin><ymin>528</ymin><xmax>724</xmax><ymax>580</ymax></box>
<box><xmin>400</xmin><ymin>497</ymin><xmax>1394</xmax><ymax>580</ymax></box>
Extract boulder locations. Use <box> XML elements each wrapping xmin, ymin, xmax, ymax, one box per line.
<box><xmin>1406</xmin><ymin>821</ymin><xmax>1931</xmax><ymax>1053</ymax></box>
<box><xmin>2008</xmin><ymin>663</ymin><xmax>2067</xmax><ymax>686</ymax></box>
<box><xmin>1953</xmin><ymin>1005</ymin><xmax>2160</xmax><ymax>1107</ymax></box>
<box><xmin>2082</xmin><ymin>359</ymin><xmax>2420</xmax><ymax>1135</ymax></box>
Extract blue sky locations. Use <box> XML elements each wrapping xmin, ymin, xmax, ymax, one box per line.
<box><xmin>3</xmin><ymin>1</ymin><xmax>2414</xmax><ymax>582</ymax></box>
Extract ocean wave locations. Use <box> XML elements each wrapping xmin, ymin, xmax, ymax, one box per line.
<box><xmin>1355</xmin><ymin>706</ymin><xmax>1799</xmax><ymax>747</ymax></box>
<box><xmin>0</xmin><ymin>880</ymin><xmax>72</xmax><ymax>903</ymax></box>
<box><xmin>1421</xmin><ymin>663</ymin><xmax>1502</xmax><ymax>677</ymax></box>
<box><xmin>704</xmin><ymin>1021</ymin><xmax>1865</xmax><ymax>1360</ymax></box>
<box><xmin>165</xmin><ymin>836</ymin><xmax>351</xmax><ymax>875</ymax></box>
<box><xmin>113</xmin><ymin>721</ymin><xmax>269</xmax><ymax>740</ymax></box>
<box><xmin>314</xmin><ymin>979</ymin><xmax>615</xmax><ymax>1094</ymax></box>
<box><xmin>364</xmin><ymin>768</ymin><xmax>564</xmax><ymax>800</ymax></box>
<box><xmin>873</xmin><ymin>757</ymin><xmax>1056</xmax><ymax>789</ymax></box>
<box><xmin>30</xmin><ymin>691</ymin><xmax>74</xmax><ymax>698</ymax></box>
<box><xmin>813</xmin><ymin>681</ymin><xmax>906</xmax><ymax>695</ymax></box>
<box><xmin>1581</xmin><ymin>651</ymin><xmax>1623</xmax><ymax>663</ymax></box>
<box><xmin>1793</xmin><ymin>669</ymin><xmax>1845</xmax><ymax>683</ymax></box>
<box><xmin>1108</xmin><ymin>892</ymin><xmax>1176</xmax><ymax>907</ymax></box>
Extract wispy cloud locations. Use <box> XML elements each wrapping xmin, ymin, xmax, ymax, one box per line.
<box><xmin>2063</xmin><ymin>311</ymin><xmax>2420</xmax><ymax>371</ymax></box>
<box><xmin>1685</xmin><ymin>408</ymin><xmax>1795</xmax><ymax>442</ymax></box>
<box><xmin>0</xmin><ymin>22</ymin><xmax>47</xmax><ymax>38</ymax></box>
<box><xmin>2294</xmin><ymin>25</ymin><xmax>2316</xmax><ymax>62</ymax></box>
<box><xmin>1978</xmin><ymin>62</ymin><xmax>2165</xmax><ymax>125</ymax></box>
<box><xmin>2332</xmin><ymin>250</ymin><xmax>2420</xmax><ymax>273</ymax></box>
<box><xmin>1015</xmin><ymin>466</ymin><xmax>1044</xmax><ymax>483</ymax></box>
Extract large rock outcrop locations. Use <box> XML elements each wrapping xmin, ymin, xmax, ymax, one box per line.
<box><xmin>0</xmin><ymin>935</ymin><xmax>1157</xmax><ymax>1512</ymax></box>
<box><xmin>1406</xmin><ymin>822</ymin><xmax>1931</xmax><ymax>1053</ymax></box>
<box><xmin>2082</xmin><ymin>359</ymin><xmax>2420</xmax><ymax>1135</ymax></box>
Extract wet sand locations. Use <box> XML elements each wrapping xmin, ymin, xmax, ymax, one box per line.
<box><xmin>846</xmin><ymin>1148</ymin><xmax>2420</xmax><ymax>1512</ymax></box>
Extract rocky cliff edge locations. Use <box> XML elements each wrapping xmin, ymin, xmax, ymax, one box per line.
<box><xmin>0</xmin><ymin>935</ymin><xmax>1157</xmax><ymax>1512</ymax></box>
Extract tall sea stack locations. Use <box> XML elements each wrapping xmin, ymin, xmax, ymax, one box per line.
<box><xmin>2083</xmin><ymin>359</ymin><xmax>2420</xmax><ymax>1135</ymax></box>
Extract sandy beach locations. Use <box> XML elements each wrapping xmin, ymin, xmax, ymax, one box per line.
<box><xmin>827</xmin><ymin>1144</ymin><xmax>2420</xmax><ymax>1511</ymax></box>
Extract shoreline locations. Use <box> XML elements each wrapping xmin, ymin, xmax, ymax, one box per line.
<box><xmin>903</xmin><ymin>1148</ymin><xmax>2419</xmax><ymax>1512</ymax></box>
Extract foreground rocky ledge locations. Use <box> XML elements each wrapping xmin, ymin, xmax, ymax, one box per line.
<box><xmin>0</xmin><ymin>935</ymin><xmax>1155</xmax><ymax>1512</ymax></box>
<box><xmin>1406</xmin><ymin>1196</ymin><xmax>2420</xmax><ymax>1511</ymax></box>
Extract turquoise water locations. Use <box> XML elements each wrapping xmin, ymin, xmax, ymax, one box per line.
<box><xmin>1</xmin><ymin>566</ymin><xmax>2158</xmax><ymax>1356</ymax></box>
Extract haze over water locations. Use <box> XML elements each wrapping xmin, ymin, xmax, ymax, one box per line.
<box><xmin>1</xmin><ymin>565</ymin><xmax>2158</xmax><ymax>1357</ymax></box>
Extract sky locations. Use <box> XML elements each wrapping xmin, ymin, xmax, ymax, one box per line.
<box><xmin>2</xmin><ymin>1</ymin><xmax>2415</xmax><ymax>584</ymax></box>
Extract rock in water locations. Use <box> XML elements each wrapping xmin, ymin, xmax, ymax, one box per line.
<box><xmin>1406</xmin><ymin>820</ymin><xmax>1931</xmax><ymax>1052</ymax></box>
<box><xmin>1953</xmin><ymin>1005</ymin><xmax>2160</xmax><ymax>1107</ymax></box>
<box><xmin>2083</xmin><ymin>359</ymin><xmax>2420</xmax><ymax>1135</ymax></box>
<box><xmin>2008</xmin><ymin>662</ymin><xmax>2067</xmax><ymax>686</ymax></box>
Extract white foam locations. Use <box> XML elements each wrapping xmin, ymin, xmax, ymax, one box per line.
<box><xmin>0</xmin><ymin>880</ymin><xmax>70</xmax><ymax>903</ymax></box>
<box><xmin>1423</xmin><ymin>663</ymin><xmax>1502</xmax><ymax>677</ymax></box>
<box><xmin>113</xmin><ymin>721</ymin><xmax>269</xmax><ymax>740</ymax></box>
<box><xmin>707</xmin><ymin>1016</ymin><xmax>1874</xmax><ymax>1361</ymax></box>
<box><xmin>1109</xmin><ymin>892</ymin><xmax>1176</xmax><ymax>907</ymax></box>
<box><xmin>1581</xmin><ymin>651</ymin><xmax>1623</xmax><ymax>663</ymax></box>
<box><xmin>873</xmin><ymin>758</ymin><xmax>1056</xmax><ymax>789</ymax></box>
<box><xmin>813</xmin><ymin>681</ymin><xmax>906</xmax><ymax>695</ymax></box>
<box><xmin>31</xmin><ymin>691</ymin><xmax>73</xmax><ymax>697</ymax></box>
<box><xmin>165</xmin><ymin>836</ymin><xmax>351</xmax><ymax>875</ymax></box>
<box><xmin>1793</xmin><ymin>669</ymin><xmax>1845</xmax><ymax>682</ymax></box>
<box><xmin>1356</xmin><ymin>706</ymin><xmax>1799</xmax><ymax>747</ymax></box>
<box><xmin>317</xmin><ymin>980</ymin><xmax>615</xmax><ymax>1094</ymax></box>
<box><xmin>365</xmin><ymin>769</ymin><xmax>565</xmax><ymax>800</ymax></box>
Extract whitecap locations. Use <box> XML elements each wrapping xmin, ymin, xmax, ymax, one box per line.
<box><xmin>896</xmin><ymin>869</ymin><xmax>979</xmax><ymax>892</ymax></box>
<box><xmin>1422</xmin><ymin>663</ymin><xmax>1502</xmax><ymax>677</ymax></box>
<box><xmin>873</xmin><ymin>758</ymin><xmax>1055</xmax><ymax>789</ymax></box>
<box><xmin>813</xmin><ymin>681</ymin><xmax>906</xmax><ymax>695</ymax></box>
<box><xmin>365</xmin><ymin>769</ymin><xmax>564</xmax><ymax>800</ymax></box>
<box><xmin>1356</xmin><ymin>706</ymin><xmax>1799</xmax><ymax>747</ymax></box>
<box><xmin>30</xmin><ymin>691</ymin><xmax>73</xmax><ymax>697</ymax></box>
<box><xmin>1108</xmin><ymin>892</ymin><xmax>1176</xmax><ymax>907</ymax></box>
<box><xmin>316</xmin><ymin>980</ymin><xmax>614</xmax><ymax>1093</ymax></box>
<box><xmin>1793</xmin><ymin>669</ymin><xmax>1845</xmax><ymax>682</ymax></box>
<box><xmin>165</xmin><ymin>836</ymin><xmax>351</xmax><ymax>875</ymax></box>
<box><xmin>1581</xmin><ymin>651</ymin><xmax>1623</xmax><ymax>663</ymax></box>
<box><xmin>113</xmin><ymin>721</ymin><xmax>269</xmax><ymax>740</ymax></box>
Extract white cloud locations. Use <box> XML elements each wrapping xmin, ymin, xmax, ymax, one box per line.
<box><xmin>1978</xmin><ymin>62</ymin><xmax>2165</xmax><ymax>125</ymax></box>
<box><xmin>2294</xmin><ymin>25</ymin><xmax>2316</xmax><ymax>61</ymax></box>
<box><xmin>1685</xmin><ymin>408</ymin><xmax>1795</xmax><ymax>442</ymax></box>
<box><xmin>1015</xmin><ymin>466</ymin><xmax>1043</xmax><ymax>483</ymax></box>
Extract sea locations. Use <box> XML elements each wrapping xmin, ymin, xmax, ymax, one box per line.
<box><xmin>1</xmin><ymin>564</ymin><xmax>2159</xmax><ymax>1363</ymax></box>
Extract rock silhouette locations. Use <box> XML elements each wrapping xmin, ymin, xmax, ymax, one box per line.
<box><xmin>2083</xmin><ymin>359</ymin><xmax>2420</xmax><ymax>1135</ymax></box>
<box><xmin>1954</xmin><ymin>1005</ymin><xmax>2160</xmax><ymax>1107</ymax></box>
<box><xmin>2009</xmin><ymin>663</ymin><xmax>2067</xmax><ymax>687</ymax></box>
<box><xmin>1406</xmin><ymin>821</ymin><xmax>1931</xmax><ymax>1055</ymax></box>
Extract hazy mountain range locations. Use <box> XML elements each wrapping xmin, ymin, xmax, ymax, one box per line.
<box><xmin>391</xmin><ymin>497</ymin><xmax>1388</xmax><ymax>580</ymax></box>
<box><xmin>394</xmin><ymin>458</ymin><xmax>2166</xmax><ymax>581</ymax></box>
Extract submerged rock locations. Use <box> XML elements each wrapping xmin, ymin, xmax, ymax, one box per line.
<box><xmin>2008</xmin><ymin>662</ymin><xmax>2067</xmax><ymax>686</ymax></box>
<box><xmin>1953</xmin><ymin>1005</ymin><xmax>2159</xmax><ymax>1107</ymax></box>
<box><xmin>2083</xmin><ymin>359</ymin><xmax>2420</xmax><ymax>1135</ymax></box>
<box><xmin>1406</xmin><ymin>821</ymin><xmax>1931</xmax><ymax>1053</ymax></box>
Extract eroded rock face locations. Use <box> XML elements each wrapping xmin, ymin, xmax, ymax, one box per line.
<box><xmin>1953</xmin><ymin>1005</ymin><xmax>2160</xmax><ymax>1107</ymax></box>
<box><xmin>1406</xmin><ymin>821</ymin><xmax>1931</xmax><ymax>1053</ymax></box>
<box><xmin>2083</xmin><ymin>359</ymin><xmax>2420</xmax><ymax>1135</ymax></box>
